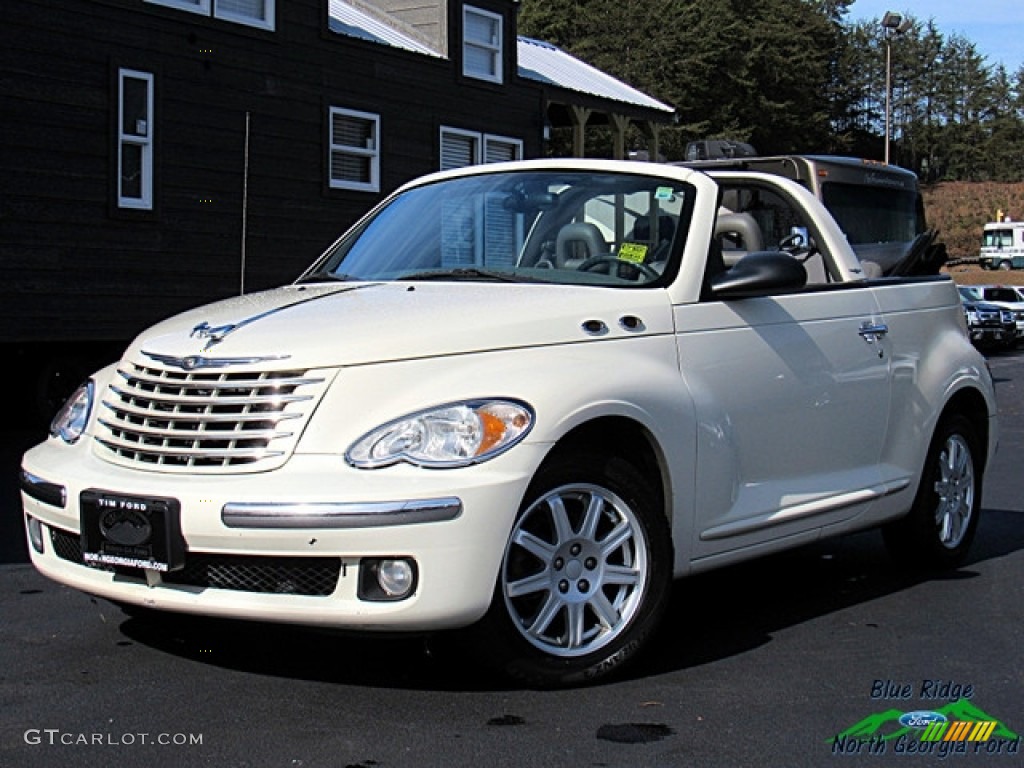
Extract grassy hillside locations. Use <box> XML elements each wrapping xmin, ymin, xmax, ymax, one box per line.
<box><xmin>924</xmin><ymin>181</ymin><xmax>1024</xmax><ymax>286</ymax></box>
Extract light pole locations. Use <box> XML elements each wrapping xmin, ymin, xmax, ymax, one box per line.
<box><xmin>882</xmin><ymin>11</ymin><xmax>911</xmax><ymax>165</ymax></box>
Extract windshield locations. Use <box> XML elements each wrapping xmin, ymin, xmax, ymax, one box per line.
<box><xmin>305</xmin><ymin>170</ymin><xmax>695</xmax><ymax>287</ymax></box>
<box><xmin>958</xmin><ymin>286</ymin><xmax>981</xmax><ymax>302</ymax></box>
<box><xmin>983</xmin><ymin>287</ymin><xmax>1021</xmax><ymax>303</ymax></box>
<box><xmin>982</xmin><ymin>229</ymin><xmax>1013</xmax><ymax>248</ymax></box>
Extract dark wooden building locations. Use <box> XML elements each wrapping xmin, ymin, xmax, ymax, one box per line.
<box><xmin>2</xmin><ymin>0</ymin><xmax>542</xmax><ymax>334</ymax></box>
<box><xmin>0</xmin><ymin>0</ymin><xmax>673</xmax><ymax>416</ymax></box>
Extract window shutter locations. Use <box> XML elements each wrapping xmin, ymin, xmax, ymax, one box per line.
<box><xmin>484</xmin><ymin>193</ymin><xmax>519</xmax><ymax>267</ymax></box>
<box><xmin>441</xmin><ymin>133</ymin><xmax>477</xmax><ymax>170</ymax></box>
<box><xmin>215</xmin><ymin>0</ymin><xmax>269</xmax><ymax>24</ymax></box>
<box><xmin>484</xmin><ymin>138</ymin><xmax>521</xmax><ymax>164</ymax></box>
<box><xmin>333</xmin><ymin>112</ymin><xmax>375</xmax><ymax>150</ymax></box>
<box><xmin>331</xmin><ymin>154</ymin><xmax>372</xmax><ymax>184</ymax></box>
<box><xmin>464</xmin><ymin>12</ymin><xmax>496</xmax><ymax>45</ymax></box>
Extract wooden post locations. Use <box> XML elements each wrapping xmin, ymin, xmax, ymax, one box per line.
<box><xmin>570</xmin><ymin>106</ymin><xmax>592</xmax><ymax>158</ymax></box>
<box><xmin>610</xmin><ymin>114</ymin><xmax>631</xmax><ymax>160</ymax></box>
<box><xmin>636</xmin><ymin>121</ymin><xmax>662</xmax><ymax>163</ymax></box>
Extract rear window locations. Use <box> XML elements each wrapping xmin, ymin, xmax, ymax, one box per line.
<box><xmin>820</xmin><ymin>182</ymin><xmax>922</xmax><ymax>245</ymax></box>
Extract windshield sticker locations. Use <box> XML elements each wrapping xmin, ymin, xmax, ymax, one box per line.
<box><xmin>618</xmin><ymin>243</ymin><xmax>648</xmax><ymax>264</ymax></box>
<box><xmin>655</xmin><ymin>186</ymin><xmax>674</xmax><ymax>201</ymax></box>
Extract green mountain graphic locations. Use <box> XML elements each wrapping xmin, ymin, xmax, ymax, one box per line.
<box><xmin>834</xmin><ymin>708</ymin><xmax>907</xmax><ymax>741</ymax></box>
<box><xmin>831</xmin><ymin>698</ymin><xmax>1019</xmax><ymax>743</ymax></box>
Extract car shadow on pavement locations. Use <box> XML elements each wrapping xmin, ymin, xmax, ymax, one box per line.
<box><xmin>634</xmin><ymin>507</ymin><xmax>1024</xmax><ymax>679</ymax></box>
<box><xmin>115</xmin><ymin>506</ymin><xmax>1024</xmax><ymax>691</ymax></box>
<box><xmin>117</xmin><ymin>608</ymin><xmax>510</xmax><ymax>691</ymax></box>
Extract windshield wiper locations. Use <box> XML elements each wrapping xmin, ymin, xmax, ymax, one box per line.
<box><xmin>399</xmin><ymin>267</ymin><xmax>532</xmax><ymax>283</ymax></box>
<box><xmin>295</xmin><ymin>272</ymin><xmax>357</xmax><ymax>284</ymax></box>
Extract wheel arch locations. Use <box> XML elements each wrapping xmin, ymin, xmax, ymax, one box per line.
<box><xmin>538</xmin><ymin>416</ymin><xmax>671</xmax><ymax>528</ymax></box>
<box><xmin>939</xmin><ymin>386</ymin><xmax>992</xmax><ymax>473</ymax></box>
<box><xmin>479</xmin><ymin>415</ymin><xmax>677</xmax><ymax>684</ymax></box>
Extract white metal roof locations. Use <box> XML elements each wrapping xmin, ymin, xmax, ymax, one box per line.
<box><xmin>327</xmin><ymin>0</ymin><xmax>441</xmax><ymax>57</ymax></box>
<box><xmin>516</xmin><ymin>37</ymin><xmax>673</xmax><ymax>114</ymax></box>
<box><xmin>325</xmin><ymin>3</ymin><xmax>673</xmax><ymax>115</ymax></box>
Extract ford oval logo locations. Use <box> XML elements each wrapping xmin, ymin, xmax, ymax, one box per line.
<box><xmin>99</xmin><ymin>508</ymin><xmax>153</xmax><ymax>547</ymax></box>
<box><xmin>899</xmin><ymin>711</ymin><xmax>948</xmax><ymax>729</ymax></box>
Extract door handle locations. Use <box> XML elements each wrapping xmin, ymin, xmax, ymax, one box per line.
<box><xmin>858</xmin><ymin>322</ymin><xmax>889</xmax><ymax>342</ymax></box>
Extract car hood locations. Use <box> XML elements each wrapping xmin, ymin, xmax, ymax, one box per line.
<box><xmin>125</xmin><ymin>281</ymin><xmax>675</xmax><ymax>369</ymax></box>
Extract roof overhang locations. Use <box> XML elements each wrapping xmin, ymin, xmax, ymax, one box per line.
<box><xmin>517</xmin><ymin>36</ymin><xmax>675</xmax><ymax>126</ymax></box>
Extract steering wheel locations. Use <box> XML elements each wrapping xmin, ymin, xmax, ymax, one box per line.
<box><xmin>577</xmin><ymin>256</ymin><xmax>660</xmax><ymax>280</ymax></box>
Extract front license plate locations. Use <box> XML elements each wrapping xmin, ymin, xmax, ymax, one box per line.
<box><xmin>80</xmin><ymin>490</ymin><xmax>186</xmax><ymax>572</ymax></box>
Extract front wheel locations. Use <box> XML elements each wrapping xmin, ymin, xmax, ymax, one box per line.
<box><xmin>998</xmin><ymin>260</ymin><xmax>1012</xmax><ymax>271</ymax></box>
<box><xmin>473</xmin><ymin>452</ymin><xmax>671</xmax><ymax>687</ymax></box>
<box><xmin>883</xmin><ymin>414</ymin><xmax>982</xmax><ymax>569</ymax></box>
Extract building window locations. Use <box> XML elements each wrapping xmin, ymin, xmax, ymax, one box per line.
<box><xmin>329</xmin><ymin>107</ymin><xmax>380</xmax><ymax>192</ymax></box>
<box><xmin>440</xmin><ymin>127</ymin><xmax>522</xmax><ymax>170</ymax></box>
<box><xmin>145</xmin><ymin>0</ymin><xmax>275</xmax><ymax>31</ymax></box>
<box><xmin>484</xmin><ymin>135</ymin><xmax>522</xmax><ymax>164</ymax></box>
<box><xmin>214</xmin><ymin>0</ymin><xmax>273</xmax><ymax>30</ymax></box>
<box><xmin>117</xmin><ymin>69</ymin><xmax>154</xmax><ymax>210</ymax></box>
<box><xmin>463</xmin><ymin>6</ymin><xmax>502</xmax><ymax>83</ymax></box>
<box><xmin>437</xmin><ymin>132</ymin><xmax>524</xmax><ymax>268</ymax></box>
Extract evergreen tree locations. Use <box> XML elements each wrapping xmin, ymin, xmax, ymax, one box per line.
<box><xmin>516</xmin><ymin>0</ymin><xmax>1024</xmax><ymax>178</ymax></box>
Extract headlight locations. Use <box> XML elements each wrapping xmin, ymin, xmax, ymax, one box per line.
<box><xmin>347</xmin><ymin>399</ymin><xmax>534</xmax><ymax>468</ymax></box>
<box><xmin>49</xmin><ymin>380</ymin><xmax>94</xmax><ymax>444</ymax></box>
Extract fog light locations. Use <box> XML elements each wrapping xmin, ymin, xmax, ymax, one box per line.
<box><xmin>26</xmin><ymin>515</ymin><xmax>45</xmax><ymax>554</ymax></box>
<box><xmin>358</xmin><ymin>557</ymin><xmax>418</xmax><ymax>602</ymax></box>
<box><xmin>379</xmin><ymin>559</ymin><xmax>415</xmax><ymax>596</ymax></box>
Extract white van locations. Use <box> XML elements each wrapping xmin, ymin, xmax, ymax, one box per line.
<box><xmin>980</xmin><ymin>219</ymin><xmax>1024</xmax><ymax>270</ymax></box>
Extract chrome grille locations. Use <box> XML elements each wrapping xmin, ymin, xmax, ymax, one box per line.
<box><xmin>96</xmin><ymin>361</ymin><xmax>331</xmax><ymax>471</ymax></box>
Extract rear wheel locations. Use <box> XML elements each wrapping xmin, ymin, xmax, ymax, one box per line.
<box><xmin>474</xmin><ymin>452</ymin><xmax>671</xmax><ymax>687</ymax></box>
<box><xmin>998</xmin><ymin>260</ymin><xmax>1012</xmax><ymax>271</ymax></box>
<box><xmin>883</xmin><ymin>414</ymin><xmax>981</xmax><ymax>569</ymax></box>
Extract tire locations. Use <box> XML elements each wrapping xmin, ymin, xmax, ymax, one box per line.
<box><xmin>883</xmin><ymin>414</ymin><xmax>981</xmax><ymax>569</ymax></box>
<box><xmin>472</xmin><ymin>452</ymin><xmax>672</xmax><ymax>687</ymax></box>
<box><xmin>998</xmin><ymin>260</ymin><xmax>1012</xmax><ymax>271</ymax></box>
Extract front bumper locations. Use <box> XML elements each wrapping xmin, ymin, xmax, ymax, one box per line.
<box><xmin>968</xmin><ymin>325</ymin><xmax>1014</xmax><ymax>344</ymax></box>
<box><xmin>21</xmin><ymin>437</ymin><xmax>545</xmax><ymax>631</ymax></box>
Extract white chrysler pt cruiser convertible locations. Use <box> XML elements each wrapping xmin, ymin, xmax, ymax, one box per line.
<box><xmin>21</xmin><ymin>159</ymin><xmax>997</xmax><ymax>686</ymax></box>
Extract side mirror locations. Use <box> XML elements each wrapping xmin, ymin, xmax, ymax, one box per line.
<box><xmin>709</xmin><ymin>251</ymin><xmax>807</xmax><ymax>299</ymax></box>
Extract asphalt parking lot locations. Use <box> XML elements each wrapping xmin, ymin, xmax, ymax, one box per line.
<box><xmin>1</xmin><ymin>348</ymin><xmax>1022</xmax><ymax>768</ymax></box>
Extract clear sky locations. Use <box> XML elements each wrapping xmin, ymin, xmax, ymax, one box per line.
<box><xmin>850</xmin><ymin>0</ymin><xmax>1024</xmax><ymax>74</ymax></box>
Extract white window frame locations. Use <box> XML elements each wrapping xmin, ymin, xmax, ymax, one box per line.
<box><xmin>440</xmin><ymin>127</ymin><xmax>522</xmax><ymax>170</ymax></box>
<box><xmin>117</xmin><ymin>68</ymin><xmax>154</xmax><ymax>211</ymax></box>
<box><xmin>462</xmin><ymin>6</ymin><xmax>503</xmax><ymax>83</ymax></box>
<box><xmin>145</xmin><ymin>0</ymin><xmax>275</xmax><ymax>32</ymax></box>
<box><xmin>329</xmin><ymin>107</ymin><xmax>381</xmax><ymax>193</ymax></box>
<box><xmin>483</xmin><ymin>133</ymin><xmax>523</xmax><ymax>164</ymax></box>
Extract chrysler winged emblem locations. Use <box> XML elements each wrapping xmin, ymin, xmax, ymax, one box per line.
<box><xmin>190</xmin><ymin>321</ymin><xmax>236</xmax><ymax>347</ymax></box>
